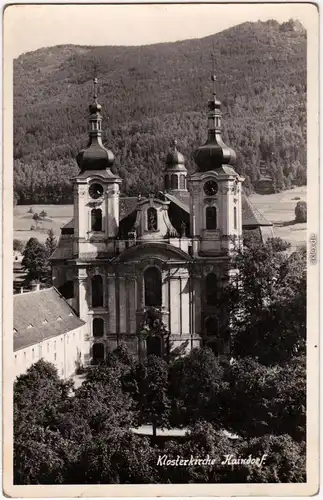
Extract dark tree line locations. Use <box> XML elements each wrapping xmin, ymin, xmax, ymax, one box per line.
<box><xmin>14</xmin><ymin>20</ymin><xmax>306</xmax><ymax>203</ymax></box>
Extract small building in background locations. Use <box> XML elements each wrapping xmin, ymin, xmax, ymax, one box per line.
<box><xmin>13</xmin><ymin>287</ymin><xmax>87</xmax><ymax>379</ymax></box>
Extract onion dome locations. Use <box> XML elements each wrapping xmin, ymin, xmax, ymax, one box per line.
<box><xmin>164</xmin><ymin>140</ymin><xmax>187</xmax><ymax>192</ymax></box>
<box><xmin>165</xmin><ymin>140</ymin><xmax>187</xmax><ymax>172</ymax></box>
<box><xmin>77</xmin><ymin>78</ymin><xmax>115</xmax><ymax>173</ymax></box>
<box><xmin>193</xmin><ymin>74</ymin><xmax>236</xmax><ymax>172</ymax></box>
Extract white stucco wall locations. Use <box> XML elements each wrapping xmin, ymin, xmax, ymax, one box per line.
<box><xmin>14</xmin><ymin>324</ymin><xmax>87</xmax><ymax>380</ymax></box>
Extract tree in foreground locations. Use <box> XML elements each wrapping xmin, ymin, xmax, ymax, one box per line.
<box><xmin>14</xmin><ymin>360</ymin><xmax>73</xmax><ymax>484</ymax></box>
<box><xmin>236</xmin><ymin>434</ymin><xmax>306</xmax><ymax>482</ymax></box>
<box><xmin>168</xmin><ymin>347</ymin><xmax>227</xmax><ymax>428</ymax></box>
<box><xmin>135</xmin><ymin>355</ymin><xmax>170</xmax><ymax>439</ymax></box>
<box><xmin>225</xmin><ymin>356</ymin><xmax>306</xmax><ymax>441</ymax></box>
<box><xmin>21</xmin><ymin>237</ymin><xmax>50</xmax><ymax>284</ymax></box>
<box><xmin>222</xmin><ymin>237</ymin><xmax>306</xmax><ymax>364</ymax></box>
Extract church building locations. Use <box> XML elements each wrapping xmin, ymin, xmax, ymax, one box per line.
<box><xmin>51</xmin><ymin>77</ymin><xmax>273</xmax><ymax>365</ymax></box>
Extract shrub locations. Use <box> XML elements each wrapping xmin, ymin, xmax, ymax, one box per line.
<box><xmin>13</xmin><ymin>238</ymin><xmax>24</xmax><ymax>253</ymax></box>
<box><xmin>295</xmin><ymin>201</ymin><xmax>307</xmax><ymax>223</ymax></box>
<box><xmin>30</xmin><ymin>225</ymin><xmax>35</xmax><ymax>230</ymax></box>
<box><xmin>28</xmin><ymin>207</ymin><xmax>34</xmax><ymax>214</ymax></box>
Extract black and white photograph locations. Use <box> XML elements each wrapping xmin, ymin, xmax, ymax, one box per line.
<box><xmin>3</xmin><ymin>2</ymin><xmax>319</xmax><ymax>496</ymax></box>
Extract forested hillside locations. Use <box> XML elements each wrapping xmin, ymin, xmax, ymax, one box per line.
<box><xmin>14</xmin><ymin>19</ymin><xmax>306</xmax><ymax>204</ymax></box>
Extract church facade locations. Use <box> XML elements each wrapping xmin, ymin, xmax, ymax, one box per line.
<box><xmin>51</xmin><ymin>78</ymin><xmax>273</xmax><ymax>365</ymax></box>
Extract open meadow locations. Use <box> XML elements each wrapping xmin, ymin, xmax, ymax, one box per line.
<box><xmin>14</xmin><ymin>186</ymin><xmax>306</xmax><ymax>248</ymax></box>
<box><xmin>250</xmin><ymin>185</ymin><xmax>306</xmax><ymax>249</ymax></box>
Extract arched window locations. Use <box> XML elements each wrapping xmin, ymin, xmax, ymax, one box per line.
<box><xmin>144</xmin><ymin>267</ymin><xmax>162</xmax><ymax>307</ymax></box>
<box><xmin>93</xmin><ymin>343</ymin><xmax>105</xmax><ymax>363</ymax></box>
<box><xmin>206</xmin><ymin>206</ymin><xmax>217</xmax><ymax>230</ymax></box>
<box><xmin>205</xmin><ymin>316</ymin><xmax>219</xmax><ymax>337</ymax></box>
<box><xmin>179</xmin><ymin>174</ymin><xmax>186</xmax><ymax>190</ymax></box>
<box><xmin>92</xmin><ymin>275</ymin><xmax>103</xmax><ymax>307</ymax></box>
<box><xmin>58</xmin><ymin>280</ymin><xmax>74</xmax><ymax>300</ymax></box>
<box><xmin>164</xmin><ymin>175</ymin><xmax>170</xmax><ymax>191</ymax></box>
<box><xmin>171</xmin><ymin>174</ymin><xmax>178</xmax><ymax>190</ymax></box>
<box><xmin>147</xmin><ymin>335</ymin><xmax>163</xmax><ymax>357</ymax></box>
<box><xmin>93</xmin><ymin>317</ymin><xmax>104</xmax><ymax>338</ymax></box>
<box><xmin>206</xmin><ymin>273</ymin><xmax>218</xmax><ymax>306</ymax></box>
<box><xmin>91</xmin><ymin>208</ymin><xmax>102</xmax><ymax>232</ymax></box>
<box><xmin>147</xmin><ymin>207</ymin><xmax>158</xmax><ymax>231</ymax></box>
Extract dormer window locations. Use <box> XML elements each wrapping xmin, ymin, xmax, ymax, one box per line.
<box><xmin>147</xmin><ymin>207</ymin><xmax>158</xmax><ymax>231</ymax></box>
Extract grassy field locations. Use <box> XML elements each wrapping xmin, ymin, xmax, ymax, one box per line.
<box><xmin>14</xmin><ymin>186</ymin><xmax>306</xmax><ymax>247</ymax></box>
<box><xmin>14</xmin><ymin>204</ymin><xmax>73</xmax><ymax>243</ymax></box>
<box><xmin>250</xmin><ymin>185</ymin><xmax>306</xmax><ymax>249</ymax></box>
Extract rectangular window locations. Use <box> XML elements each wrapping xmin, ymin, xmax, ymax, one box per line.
<box><xmin>206</xmin><ymin>206</ymin><xmax>217</xmax><ymax>230</ymax></box>
<box><xmin>54</xmin><ymin>353</ymin><xmax>57</xmax><ymax>361</ymax></box>
<box><xmin>234</xmin><ymin>207</ymin><xmax>237</xmax><ymax>230</ymax></box>
<box><xmin>32</xmin><ymin>348</ymin><xmax>35</xmax><ymax>359</ymax></box>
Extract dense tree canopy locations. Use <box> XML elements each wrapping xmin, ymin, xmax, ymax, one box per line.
<box><xmin>14</xmin><ymin>234</ymin><xmax>307</xmax><ymax>484</ymax></box>
<box><xmin>14</xmin><ymin>20</ymin><xmax>306</xmax><ymax>203</ymax></box>
<box><xmin>21</xmin><ymin>237</ymin><xmax>49</xmax><ymax>284</ymax></box>
<box><xmin>222</xmin><ymin>237</ymin><xmax>306</xmax><ymax>364</ymax></box>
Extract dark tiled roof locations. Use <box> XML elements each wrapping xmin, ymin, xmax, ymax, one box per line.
<box><xmin>57</xmin><ymin>192</ymin><xmax>272</xmax><ymax>245</ymax></box>
<box><xmin>119</xmin><ymin>197</ymin><xmax>138</xmax><ymax>219</ymax></box>
<box><xmin>50</xmin><ymin>234</ymin><xmax>74</xmax><ymax>260</ymax></box>
<box><xmin>72</xmin><ymin>169</ymin><xmax>121</xmax><ymax>181</ymax></box>
<box><xmin>61</xmin><ymin>218</ymin><xmax>74</xmax><ymax>234</ymax></box>
<box><xmin>241</xmin><ymin>194</ymin><xmax>272</xmax><ymax>227</ymax></box>
<box><xmin>118</xmin><ymin>210</ymin><xmax>138</xmax><ymax>239</ymax></box>
<box><xmin>161</xmin><ymin>192</ymin><xmax>190</xmax><ymax>213</ymax></box>
<box><xmin>14</xmin><ymin>287</ymin><xmax>85</xmax><ymax>351</ymax></box>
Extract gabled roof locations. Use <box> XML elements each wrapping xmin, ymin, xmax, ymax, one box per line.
<box><xmin>50</xmin><ymin>234</ymin><xmax>74</xmax><ymax>260</ymax></box>
<box><xmin>241</xmin><ymin>194</ymin><xmax>273</xmax><ymax>227</ymax></box>
<box><xmin>14</xmin><ymin>287</ymin><xmax>85</xmax><ymax>351</ymax></box>
<box><xmin>161</xmin><ymin>192</ymin><xmax>190</xmax><ymax>214</ymax></box>
<box><xmin>61</xmin><ymin>218</ymin><xmax>74</xmax><ymax>234</ymax></box>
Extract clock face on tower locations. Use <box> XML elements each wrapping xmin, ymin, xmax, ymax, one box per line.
<box><xmin>89</xmin><ymin>183</ymin><xmax>104</xmax><ymax>199</ymax></box>
<box><xmin>203</xmin><ymin>180</ymin><xmax>218</xmax><ymax>196</ymax></box>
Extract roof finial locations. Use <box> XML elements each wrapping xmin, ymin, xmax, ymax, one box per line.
<box><xmin>172</xmin><ymin>138</ymin><xmax>178</xmax><ymax>150</ymax></box>
<box><xmin>93</xmin><ymin>77</ymin><xmax>98</xmax><ymax>102</ymax></box>
<box><xmin>211</xmin><ymin>51</ymin><xmax>216</xmax><ymax>97</ymax></box>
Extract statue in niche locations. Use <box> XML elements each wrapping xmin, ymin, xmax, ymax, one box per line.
<box><xmin>180</xmin><ymin>221</ymin><xmax>186</xmax><ymax>237</ymax></box>
<box><xmin>147</xmin><ymin>207</ymin><xmax>158</xmax><ymax>231</ymax></box>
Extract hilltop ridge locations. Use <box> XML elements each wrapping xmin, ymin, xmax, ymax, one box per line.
<box><xmin>14</xmin><ymin>19</ymin><xmax>306</xmax><ymax>204</ymax></box>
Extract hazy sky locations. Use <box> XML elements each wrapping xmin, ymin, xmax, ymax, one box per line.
<box><xmin>4</xmin><ymin>3</ymin><xmax>313</xmax><ymax>59</ymax></box>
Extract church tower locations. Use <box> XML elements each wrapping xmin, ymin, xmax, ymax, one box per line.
<box><xmin>188</xmin><ymin>71</ymin><xmax>244</xmax><ymax>255</ymax></box>
<box><xmin>164</xmin><ymin>140</ymin><xmax>188</xmax><ymax>194</ymax></box>
<box><xmin>73</xmin><ymin>78</ymin><xmax>122</xmax><ymax>259</ymax></box>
